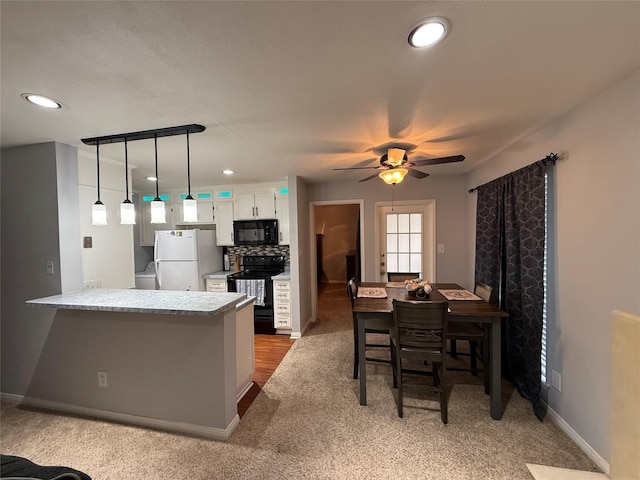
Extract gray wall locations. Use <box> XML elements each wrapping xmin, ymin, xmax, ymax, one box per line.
<box><xmin>1</xmin><ymin>142</ymin><xmax>82</xmax><ymax>395</ymax></box>
<box><xmin>466</xmin><ymin>69</ymin><xmax>640</xmax><ymax>466</ymax></box>
<box><xmin>308</xmin><ymin>175</ymin><xmax>469</xmax><ymax>286</ymax></box>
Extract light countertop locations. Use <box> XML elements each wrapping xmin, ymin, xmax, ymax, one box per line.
<box><xmin>204</xmin><ymin>270</ymin><xmax>232</xmax><ymax>279</ymax></box>
<box><xmin>26</xmin><ymin>288</ymin><xmax>247</xmax><ymax>316</ymax></box>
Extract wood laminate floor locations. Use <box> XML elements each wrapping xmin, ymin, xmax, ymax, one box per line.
<box><xmin>238</xmin><ymin>333</ymin><xmax>296</xmax><ymax>417</ymax></box>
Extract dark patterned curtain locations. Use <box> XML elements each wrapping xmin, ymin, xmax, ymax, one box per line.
<box><xmin>474</xmin><ymin>159</ymin><xmax>552</xmax><ymax>420</ymax></box>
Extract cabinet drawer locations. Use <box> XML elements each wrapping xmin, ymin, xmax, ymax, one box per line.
<box><xmin>275</xmin><ymin>313</ymin><xmax>291</xmax><ymax>329</ymax></box>
<box><xmin>275</xmin><ymin>290</ymin><xmax>291</xmax><ymax>302</ymax></box>
<box><xmin>274</xmin><ymin>281</ymin><xmax>290</xmax><ymax>291</ymax></box>
<box><xmin>276</xmin><ymin>303</ymin><xmax>291</xmax><ymax>314</ymax></box>
<box><xmin>206</xmin><ymin>279</ymin><xmax>227</xmax><ymax>293</ymax></box>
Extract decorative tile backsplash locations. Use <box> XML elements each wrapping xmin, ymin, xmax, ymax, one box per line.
<box><xmin>227</xmin><ymin>245</ymin><xmax>290</xmax><ymax>264</ymax></box>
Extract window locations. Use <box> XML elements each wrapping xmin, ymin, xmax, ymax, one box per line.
<box><xmin>386</xmin><ymin>213</ymin><xmax>422</xmax><ymax>276</ymax></box>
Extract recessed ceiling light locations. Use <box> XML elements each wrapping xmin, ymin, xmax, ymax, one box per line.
<box><xmin>408</xmin><ymin>17</ymin><xmax>449</xmax><ymax>48</ymax></box>
<box><xmin>146</xmin><ymin>176</ymin><xmax>157</xmax><ymax>182</ymax></box>
<box><xmin>222</xmin><ymin>169</ymin><xmax>235</xmax><ymax>175</ymax></box>
<box><xmin>21</xmin><ymin>93</ymin><xmax>62</xmax><ymax>109</ymax></box>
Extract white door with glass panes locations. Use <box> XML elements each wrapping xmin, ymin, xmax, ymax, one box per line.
<box><xmin>377</xmin><ymin>201</ymin><xmax>435</xmax><ymax>283</ymax></box>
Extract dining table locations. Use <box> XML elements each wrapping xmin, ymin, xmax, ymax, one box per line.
<box><xmin>353</xmin><ymin>282</ymin><xmax>510</xmax><ymax>420</ymax></box>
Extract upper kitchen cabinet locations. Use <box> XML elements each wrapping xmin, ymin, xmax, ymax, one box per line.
<box><xmin>276</xmin><ymin>191</ymin><xmax>290</xmax><ymax>245</ymax></box>
<box><xmin>213</xmin><ymin>199</ymin><xmax>235</xmax><ymax>246</ymax></box>
<box><xmin>236</xmin><ymin>192</ymin><xmax>276</xmax><ymax>220</ymax></box>
<box><xmin>174</xmin><ymin>192</ymin><xmax>215</xmax><ymax>226</ymax></box>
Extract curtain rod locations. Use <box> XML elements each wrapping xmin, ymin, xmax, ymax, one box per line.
<box><xmin>468</xmin><ymin>153</ymin><xmax>559</xmax><ymax>193</ymax></box>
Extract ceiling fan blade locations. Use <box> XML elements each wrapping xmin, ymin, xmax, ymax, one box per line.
<box><xmin>358</xmin><ymin>173</ymin><xmax>380</xmax><ymax>182</ymax></box>
<box><xmin>411</xmin><ymin>155</ymin><xmax>465</xmax><ymax>166</ymax></box>
<box><xmin>332</xmin><ymin>166</ymin><xmax>381</xmax><ymax>171</ymax></box>
<box><xmin>406</xmin><ymin>168</ymin><xmax>429</xmax><ymax>179</ymax></box>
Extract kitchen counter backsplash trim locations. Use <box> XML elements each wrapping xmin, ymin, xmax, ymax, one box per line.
<box><xmin>227</xmin><ymin>245</ymin><xmax>289</xmax><ymax>264</ymax></box>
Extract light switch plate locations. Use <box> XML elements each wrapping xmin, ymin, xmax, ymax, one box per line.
<box><xmin>437</xmin><ymin>244</ymin><xmax>445</xmax><ymax>253</ymax></box>
<box><xmin>83</xmin><ymin>236</ymin><xmax>92</xmax><ymax>248</ymax></box>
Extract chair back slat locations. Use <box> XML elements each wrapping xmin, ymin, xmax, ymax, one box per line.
<box><xmin>392</xmin><ymin>300</ymin><xmax>448</xmax><ymax>355</ymax></box>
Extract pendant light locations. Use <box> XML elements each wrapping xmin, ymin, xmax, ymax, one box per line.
<box><xmin>150</xmin><ymin>134</ymin><xmax>166</xmax><ymax>224</ymax></box>
<box><xmin>182</xmin><ymin>131</ymin><xmax>198</xmax><ymax>222</ymax></box>
<box><xmin>120</xmin><ymin>138</ymin><xmax>136</xmax><ymax>225</ymax></box>
<box><xmin>91</xmin><ymin>141</ymin><xmax>108</xmax><ymax>226</ymax></box>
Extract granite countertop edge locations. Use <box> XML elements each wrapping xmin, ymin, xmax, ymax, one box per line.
<box><xmin>26</xmin><ymin>289</ymin><xmax>248</xmax><ymax>317</ymax></box>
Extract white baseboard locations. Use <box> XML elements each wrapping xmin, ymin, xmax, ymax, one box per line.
<box><xmin>546</xmin><ymin>405</ymin><xmax>610</xmax><ymax>476</ymax></box>
<box><xmin>1</xmin><ymin>392</ymin><xmax>239</xmax><ymax>441</ymax></box>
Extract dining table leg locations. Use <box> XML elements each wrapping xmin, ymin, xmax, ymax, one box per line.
<box><xmin>357</xmin><ymin>313</ymin><xmax>367</xmax><ymax>405</ymax></box>
<box><xmin>490</xmin><ymin>317</ymin><xmax>502</xmax><ymax>419</ymax></box>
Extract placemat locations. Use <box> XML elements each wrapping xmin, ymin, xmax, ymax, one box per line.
<box><xmin>438</xmin><ymin>289</ymin><xmax>482</xmax><ymax>301</ymax></box>
<box><xmin>357</xmin><ymin>287</ymin><xmax>387</xmax><ymax>298</ymax></box>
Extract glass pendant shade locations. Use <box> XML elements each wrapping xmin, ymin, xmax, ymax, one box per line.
<box><xmin>120</xmin><ymin>200</ymin><xmax>136</xmax><ymax>225</ymax></box>
<box><xmin>92</xmin><ymin>201</ymin><xmax>107</xmax><ymax>226</ymax></box>
<box><xmin>150</xmin><ymin>199</ymin><xmax>166</xmax><ymax>224</ymax></box>
<box><xmin>183</xmin><ymin>196</ymin><xmax>198</xmax><ymax>222</ymax></box>
<box><xmin>379</xmin><ymin>168</ymin><xmax>408</xmax><ymax>185</ymax></box>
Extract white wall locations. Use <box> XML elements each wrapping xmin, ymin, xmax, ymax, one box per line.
<box><xmin>466</xmin><ymin>69</ymin><xmax>640</xmax><ymax>466</ymax></box>
<box><xmin>77</xmin><ymin>150</ymin><xmax>135</xmax><ymax>288</ymax></box>
<box><xmin>309</xmin><ymin>175</ymin><xmax>469</xmax><ymax>286</ymax></box>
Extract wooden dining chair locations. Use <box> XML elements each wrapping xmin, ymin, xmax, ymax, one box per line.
<box><xmin>347</xmin><ymin>278</ymin><xmax>393</xmax><ymax>379</ymax></box>
<box><xmin>390</xmin><ymin>299</ymin><xmax>449</xmax><ymax>423</ymax></box>
<box><xmin>447</xmin><ymin>282</ymin><xmax>496</xmax><ymax>393</ymax></box>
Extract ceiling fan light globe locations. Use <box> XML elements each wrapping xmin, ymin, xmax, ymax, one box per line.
<box><xmin>379</xmin><ymin>167</ymin><xmax>408</xmax><ymax>185</ymax></box>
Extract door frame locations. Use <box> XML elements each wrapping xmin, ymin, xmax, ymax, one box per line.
<box><xmin>374</xmin><ymin>199</ymin><xmax>436</xmax><ymax>283</ymax></box>
<box><xmin>309</xmin><ymin>199</ymin><xmax>365</xmax><ymax>322</ymax></box>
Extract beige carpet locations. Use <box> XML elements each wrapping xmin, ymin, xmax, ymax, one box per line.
<box><xmin>1</xmin><ymin>285</ymin><xmax>602</xmax><ymax>479</ymax></box>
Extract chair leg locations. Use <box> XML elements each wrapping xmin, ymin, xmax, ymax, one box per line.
<box><xmin>450</xmin><ymin>339</ymin><xmax>458</xmax><ymax>358</ymax></box>
<box><xmin>396</xmin><ymin>354</ymin><xmax>403</xmax><ymax>418</ymax></box>
<box><xmin>391</xmin><ymin>342</ymin><xmax>398</xmax><ymax>388</ymax></box>
<box><xmin>482</xmin><ymin>325</ymin><xmax>490</xmax><ymax>394</ymax></box>
<box><xmin>469</xmin><ymin>341</ymin><xmax>478</xmax><ymax>376</ymax></box>
<box><xmin>353</xmin><ymin>314</ymin><xmax>359</xmax><ymax>379</ymax></box>
<box><xmin>437</xmin><ymin>362</ymin><xmax>448</xmax><ymax>424</ymax></box>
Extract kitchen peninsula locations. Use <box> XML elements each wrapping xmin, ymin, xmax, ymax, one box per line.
<box><xmin>25</xmin><ymin>288</ymin><xmax>254</xmax><ymax>440</ymax></box>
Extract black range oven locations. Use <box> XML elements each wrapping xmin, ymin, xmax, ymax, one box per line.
<box><xmin>227</xmin><ymin>255</ymin><xmax>285</xmax><ymax>335</ymax></box>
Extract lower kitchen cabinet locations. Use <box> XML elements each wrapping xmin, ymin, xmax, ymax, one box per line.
<box><xmin>273</xmin><ymin>279</ymin><xmax>291</xmax><ymax>331</ymax></box>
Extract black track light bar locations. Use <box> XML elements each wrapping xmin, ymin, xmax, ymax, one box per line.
<box><xmin>81</xmin><ymin>124</ymin><xmax>205</xmax><ymax>146</ymax></box>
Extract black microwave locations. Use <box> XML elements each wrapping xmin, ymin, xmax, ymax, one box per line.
<box><xmin>233</xmin><ymin>219</ymin><xmax>279</xmax><ymax>246</ymax></box>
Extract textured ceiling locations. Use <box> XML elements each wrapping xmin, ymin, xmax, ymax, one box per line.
<box><xmin>2</xmin><ymin>1</ymin><xmax>639</xmax><ymax>190</ymax></box>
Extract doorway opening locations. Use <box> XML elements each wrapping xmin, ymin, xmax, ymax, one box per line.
<box><xmin>310</xmin><ymin>200</ymin><xmax>364</xmax><ymax>320</ymax></box>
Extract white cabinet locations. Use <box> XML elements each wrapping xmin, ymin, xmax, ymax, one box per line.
<box><xmin>273</xmin><ymin>279</ymin><xmax>291</xmax><ymax>331</ymax></box>
<box><xmin>276</xmin><ymin>194</ymin><xmax>290</xmax><ymax>245</ymax></box>
<box><xmin>236</xmin><ymin>192</ymin><xmax>276</xmax><ymax>220</ymax></box>
<box><xmin>139</xmin><ymin>195</ymin><xmax>176</xmax><ymax>246</ymax></box>
<box><xmin>206</xmin><ymin>278</ymin><xmax>228</xmax><ymax>293</ymax></box>
<box><xmin>174</xmin><ymin>200</ymin><xmax>214</xmax><ymax>225</ymax></box>
<box><xmin>214</xmin><ymin>201</ymin><xmax>235</xmax><ymax>246</ymax></box>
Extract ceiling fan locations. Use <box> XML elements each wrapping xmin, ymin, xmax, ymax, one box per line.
<box><xmin>332</xmin><ymin>142</ymin><xmax>465</xmax><ymax>184</ymax></box>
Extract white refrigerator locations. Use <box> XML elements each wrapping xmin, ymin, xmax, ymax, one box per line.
<box><xmin>154</xmin><ymin>229</ymin><xmax>223</xmax><ymax>291</ymax></box>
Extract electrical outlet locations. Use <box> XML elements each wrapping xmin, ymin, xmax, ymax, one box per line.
<box><xmin>551</xmin><ymin>370</ymin><xmax>561</xmax><ymax>392</ymax></box>
<box><xmin>437</xmin><ymin>244</ymin><xmax>445</xmax><ymax>253</ymax></box>
<box><xmin>98</xmin><ymin>371</ymin><xmax>108</xmax><ymax>388</ymax></box>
